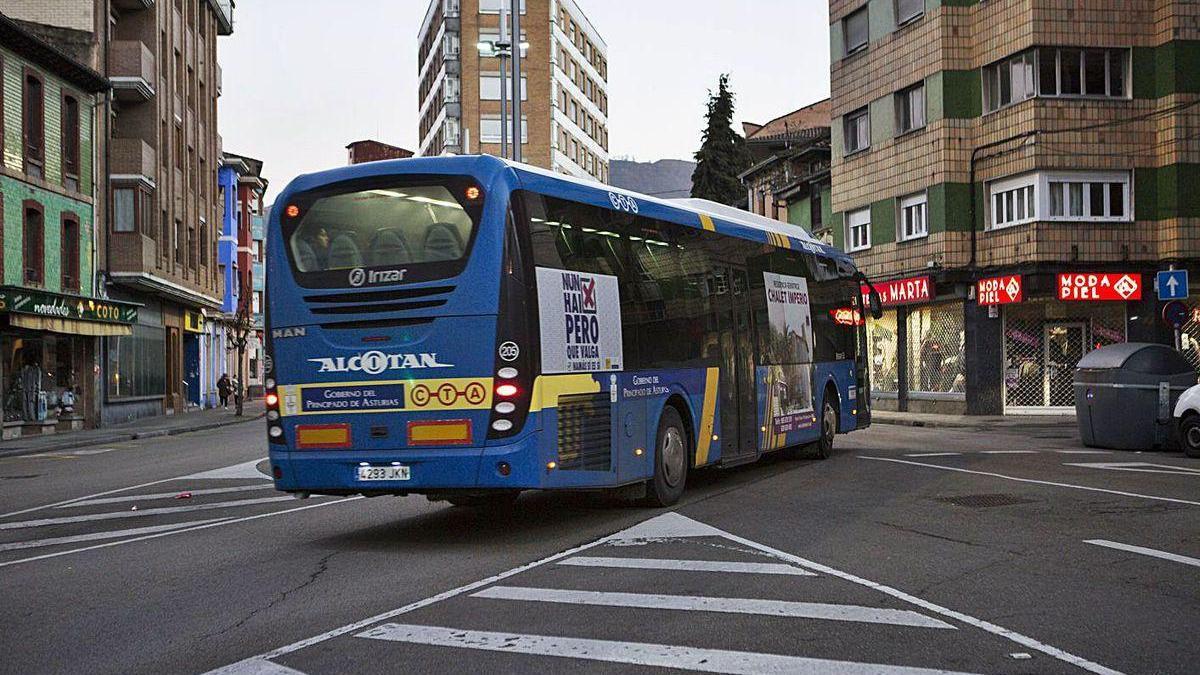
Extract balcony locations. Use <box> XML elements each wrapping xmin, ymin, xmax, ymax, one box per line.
<box><xmin>110</xmin><ymin>40</ymin><xmax>156</xmax><ymax>102</ymax></box>
<box><xmin>110</xmin><ymin>138</ymin><xmax>156</xmax><ymax>186</ymax></box>
<box><xmin>209</xmin><ymin>0</ymin><xmax>234</xmax><ymax>35</ymax></box>
<box><xmin>113</xmin><ymin>0</ymin><xmax>154</xmax><ymax>10</ymax></box>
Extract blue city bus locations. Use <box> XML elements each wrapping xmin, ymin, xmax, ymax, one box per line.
<box><xmin>264</xmin><ymin>155</ymin><xmax>881</xmax><ymax>507</ymax></box>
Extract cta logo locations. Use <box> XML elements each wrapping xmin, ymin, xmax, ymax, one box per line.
<box><xmin>348</xmin><ymin>267</ymin><xmax>407</xmax><ymax>287</ymax></box>
<box><xmin>308</xmin><ymin>350</ymin><xmax>453</xmax><ymax>374</ymax></box>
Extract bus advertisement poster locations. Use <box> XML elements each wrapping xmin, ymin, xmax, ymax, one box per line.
<box><xmin>536</xmin><ymin>267</ymin><xmax>624</xmax><ymax>374</ymax></box>
<box><xmin>761</xmin><ymin>273</ymin><xmax>815</xmax><ymax>441</ymax></box>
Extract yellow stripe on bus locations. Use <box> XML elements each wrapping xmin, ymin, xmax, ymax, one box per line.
<box><xmin>694</xmin><ymin>367</ymin><xmax>719</xmax><ymax>466</ymax></box>
<box><xmin>699</xmin><ymin>214</ymin><xmax>716</xmax><ymax>231</ymax></box>
<box><xmin>528</xmin><ymin>374</ymin><xmax>602</xmax><ymax>412</ymax></box>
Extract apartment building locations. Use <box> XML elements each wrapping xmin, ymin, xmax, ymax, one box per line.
<box><xmin>346</xmin><ymin>139</ymin><xmax>414</xmax><ymax>165</ymax></box>
<box><xmin>416</xmin><ymin>0</ymin><xmax>610</xmax><ymax>182</ymax></box>
<box><xmin>828</xmin><ymin>0</ymin><xmax>1200</xmax><ymax>415</ymax></box>
<box><xmin>739</xmin><ymin>100</ymin><xmax>833</xmax><ymax>235</ymax></box>
<box><xmin>216</xmin><ymin>151</ymin><xmax>264</xmax><ymax>405</ymax></box>
<box><xmin>0</xmin><ymin>14</ymin><xmax>139</xmax><ymax>439</ymax></box>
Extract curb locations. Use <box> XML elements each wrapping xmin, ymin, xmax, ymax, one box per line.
<box><xmin>872</xmin><ymin>416</ymin><xmax>1078</xmax><ymax>432</ymax></box>
<box><xmin>0</xmin><ymin>412</ymin><xmax>265</xmax><ymax>459</ymax></box>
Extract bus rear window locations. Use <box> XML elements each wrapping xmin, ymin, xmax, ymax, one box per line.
<box><xmin>284</xmin><ymin>179</ymin><xmax>482</xmax><ymax>286</ymax></box>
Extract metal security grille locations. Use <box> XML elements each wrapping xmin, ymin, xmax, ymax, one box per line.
<box><xmin>908</xmin><ymin>302</ymin><xmax>965</xmax><ymax>394</ymax></box>
<box><xmin>866</xmin><ymin>309</ymin><xmax>899</xmax><ymax>393</ymax></box>
<box><xmin>556</xmin><ymin>393</ymin><xmax>611</xmax><ymax>471</ymax></box>
<box><xmin>1003</xmin><ymin>301</ymin><xmax>1126</xmax><ymax>409</ymax></box>
<box><xmin>1180</xmin><ymin>304</ymin><xmax>1200</xmax><ymax>376</ymax></box>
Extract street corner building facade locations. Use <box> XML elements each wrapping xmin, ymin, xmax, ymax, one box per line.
<box><xmin>828</xmin><ymin>0</ymin><xmax>1200</xmax><ymax>415</ymax></box>
<box><xmin>217</xmin><ymin>151</ymin><xmax>266</xmax><ymax>401</ymax></box>
<box><xmin>416</xmin><ymin>0</ymin><xmax>610</xmax><ymax>183</ymax></box>
<box><xmin>0</xmin><ymin>14</ymin><xmax>138</xmax><ymax>440</ymax></box>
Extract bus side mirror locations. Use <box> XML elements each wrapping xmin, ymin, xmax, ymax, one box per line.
<box><xmin>868</xmin><ymin>289</ymin><xmax>883</xmax><ymax>319</ymax></box>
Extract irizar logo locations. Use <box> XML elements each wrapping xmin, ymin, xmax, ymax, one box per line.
<box><xmin>348</xmin><ymin>267</ymin><xmax>406</xmax><ymax>287</ymax></box>
<box><xmin>307</xmin><ymin>350</ymin><xmax>453</xmax><ymax>374</ymax></box>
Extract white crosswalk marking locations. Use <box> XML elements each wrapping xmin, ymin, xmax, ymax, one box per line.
<box><xmin>205</xmin><ymin>658</ymin><xmax>311</xmax><ymax>675</ymax></box>
<box><xmin>0</xmin><ymin>518</ymin><xmax>231</xmax><ymax>552</ymax></box>
<box><xmin>1084</xmin><ymin>539</ymin><xmax>1200</xmax><ymax>568</ymax></box>
<box><xmin>59</xmin><ymin>484</ymin><xmax>273</xmax><ymax>508</ymax></box>
<box><xmin>559</xmin><ymin>555</ymin><xmax>815</xmax><ymax>576</ymax></box>
<box><xmin>472</xmin><ymin>586</ymin><xmax>955</xmax><ymax>629</ymax></box>
<box><xmin>357</xmin><ymin>624</ymin><xmax>982</xmax><ymax>675</ymax></box>
<box><xmin>0</xmin><ymin>496</ymin><xmax>293</xmax><ymax>531</ymax></box>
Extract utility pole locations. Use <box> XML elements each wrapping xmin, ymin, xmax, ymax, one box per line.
<box><xmin>510</xmin><ymin>0</ymin><xmax>522</xmax><ymax>162</ymax></box>
<box><xmin>498</xmin><ymin>4</ymin><xmax>509</xmax><ymax>158</ymax></box>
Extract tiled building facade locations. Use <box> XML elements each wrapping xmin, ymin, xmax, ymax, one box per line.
<box><xmin>828</xmin><ymin>0</ymin><xmax>1200</xmax><ymax>414</ymax></box>
<box><xmin>416</xmin><ymin>0</ymin><xmax>609</xmax><ymax>182</ymax></box>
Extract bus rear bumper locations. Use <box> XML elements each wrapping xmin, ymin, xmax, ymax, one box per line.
<box><xmin>269</xmin><ymin>433</ymin><xmax>545</xmax><ymax>494</ymax></box>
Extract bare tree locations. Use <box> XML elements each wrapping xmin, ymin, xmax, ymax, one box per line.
<box><xmin>225</xmin><ymin>300</ymin><xmax>252</xmax><ymax>417</ymax></box>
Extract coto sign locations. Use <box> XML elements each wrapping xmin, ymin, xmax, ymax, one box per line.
<box><xmin>1057</xmin><ymin>273</ymin><xmax>1142</xmax><ymax>301</ymax></box>
<box><xmin>861</xmin><ymin>275</ymin><xmax>932</xmax><ymax>307</ymax></box>
<box><xmin>977</xmin><ymin>275</ymin><xmax>1023</xmax><ymax>306</ymax></box>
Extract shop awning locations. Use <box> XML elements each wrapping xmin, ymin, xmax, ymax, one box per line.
<box><xmin>11</xmin><ymin>314</ymin><xmax>133</xmax><ymax>336</ymax></box>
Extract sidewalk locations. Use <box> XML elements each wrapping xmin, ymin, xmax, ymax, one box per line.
<box><xmin>872</xmin><ymin>409</ymin><xmax>1079</xmax><ymax>434</ymax></box>
<box><xmin>0</xmin><ymin>400</ymin><xmax>266</xmax><ymax>458</ymax></box>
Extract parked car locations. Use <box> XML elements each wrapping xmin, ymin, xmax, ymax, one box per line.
<box><xmin>1175</xmin><ymin>383</ymin><xmax>1200</xmax><ymax>458</ymax></box>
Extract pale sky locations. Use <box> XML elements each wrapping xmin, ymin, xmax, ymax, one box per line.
<box><xmin>217</xmin><ymin>0</ymin><xmax>832</xmax><ymax>198</ymax></box>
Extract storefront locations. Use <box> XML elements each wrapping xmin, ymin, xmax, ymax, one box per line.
<box><xmin>0</xmin><ymin>287</ymin><xmax>139</xmax><ymax>440</ymax></box>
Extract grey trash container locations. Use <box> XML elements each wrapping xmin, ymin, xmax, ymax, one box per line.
<box><xmin>1074</xmin><ymin>343</ymin><xmax>1197</xmax><ymax>450</ymax></box>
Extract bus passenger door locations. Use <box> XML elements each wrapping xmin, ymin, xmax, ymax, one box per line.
<box><xmin>715</xmin><ymin>266</ymin><xmax>758</xmax><ymax>461</ymax></box>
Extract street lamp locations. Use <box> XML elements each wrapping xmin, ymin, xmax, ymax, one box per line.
<box><xmin>474</xmin><ymin>1</ymin><xmax>528</xmax><ymax>160</ymax></box>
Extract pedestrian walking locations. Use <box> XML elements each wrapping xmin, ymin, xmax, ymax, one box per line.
<box><xmin>217</xmin><ymin>373</ymin><xmax>232</xmax><ymax>409</ymax></box>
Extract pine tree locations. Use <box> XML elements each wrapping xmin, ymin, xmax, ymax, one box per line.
<box><xmin>690</xmin><ymin>74</ymin><xmax>752</xmax><ymax>206</ymax></box>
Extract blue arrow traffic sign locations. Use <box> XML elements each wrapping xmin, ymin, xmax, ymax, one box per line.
<box><xmin>1156</xmin><ymin>269</ymin><xmax>1188</xmax><ymax>301</ymax></box>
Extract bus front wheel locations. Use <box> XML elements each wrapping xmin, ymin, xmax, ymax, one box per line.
<box><xmin>645</xmin><ymin>406</ymin><xmax>688</xmax><ymax>507</ymax></box>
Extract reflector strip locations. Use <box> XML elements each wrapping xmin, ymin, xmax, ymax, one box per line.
<box><xmin>407</xmin><ymin>420</ymin><xmax>472</xmax><ymax>446</ymax></box>
<box><xmin>296</xmin><ymin>424</ymin><xmax>351</xmax><ymax>448</ymax></box>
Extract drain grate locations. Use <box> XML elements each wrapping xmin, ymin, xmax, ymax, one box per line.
<box><xmin>934</xmin><ymin>493</ymin><xmax>1036</xmax><ymax>508</ymax></box>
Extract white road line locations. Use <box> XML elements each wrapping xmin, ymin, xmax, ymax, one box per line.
<box><xmin>860</xmin><ymin>455</ymin><xmax>1200</xmax><ymax>508</ymax></box>
<box><xmin>58</xmin><ymin>484</ymin><xmax>273</xmax><ymax>508</ymax></box>
<box><xmin>1084</xmin><ymin>540</ymin><xmax>1200</xmax><ymax>569</ymax></box>
<box><xmin>1063</xmin><ymin>462</ymin><xmax>1200</xmax><ymax>476</ymax></box>
<box><xmin>0</xmin><ymin>497</ymin><xmax>360</xmax><ymax>569</ymax></box>
<box><xmin>472</xmin><ymin>586</ymin><xmax>954</xmax><ymax>629</ymax></box>
<box><xmin>357</xmin><ymin>624</ymin><xmax>981</xmax><ymax>675</ymax></box>
<box><xmin>904</xmin><ymin>452</ymin><xmax>962</xmax><ymax>458</ymax></box>
<box><xmin>1053</xmin><ymin>450</ymin><xmax>1112</xmax><ymax>455</ymax></box>
<box><xmin>559</xmin><ymin>555</ymin><xmax>815</xmax><ymax>576</ymax></box>
<box><xmin>0</xmin><ymin>518</ymin><xmax>231</xmax><ymax>552</ymax></box>
<box><xmin>182</xmin><ymin>459</ymin><xmax>270</xmax><ymax>481</ymax></box>
<box><xmin>200</xmin><ymin>658</ymin><xmax>309</xmax><ymax>675</ymax></box>
<box><xmin>979</xmin><ymin>450</ymin><xmax>1038</xmax><ymax>455</ymax></box>
<box><xmin>0</xmin><ymin>496</ymin><xmax>294</xmax><ymax>531</ymax></box>
<box><xmin>0</xmin><ymin>457</ymin><xmax>271</xmax><ymax>520</ymax></box>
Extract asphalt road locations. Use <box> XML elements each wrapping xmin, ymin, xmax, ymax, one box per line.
<box><xmin>1</xmin><ymin>419</ymin><xmax>1197</xmax><ymax>675</ymax></box>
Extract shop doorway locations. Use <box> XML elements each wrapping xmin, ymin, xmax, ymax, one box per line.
<box><xmin>1044</xmin><ymin>322</ymin><xmax>1085</xmax><ymax>408</ymax></box>
<box><xmin>184</xmin><ymin>334</ymin><xmax>201</xmax><ymax>407</ymax></box>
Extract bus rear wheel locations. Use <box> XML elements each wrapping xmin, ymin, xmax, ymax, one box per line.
<box><xmin>807</xmin><ymin>398</ymin><xmax>838</xmax><ymax>460</ymax></box>
<box><xmin>645</xmin><ymin>406</ymin><xmax>688</xmax><ymax>507</ymax></box>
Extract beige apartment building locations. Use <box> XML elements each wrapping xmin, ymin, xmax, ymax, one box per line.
<box><xmin>828</xmin><ymin>0</ymin><xmax>1200</xmax><ymax>415</ymax></box>
<box><xmin>5</xmin><ymin>0</ymin><xmax>235</xmax><ymax>423</ymax></box>
<box><xmin>417</xmin><ymin>0</ymin><xmax>609</xmax><ymax>182</ymax></box>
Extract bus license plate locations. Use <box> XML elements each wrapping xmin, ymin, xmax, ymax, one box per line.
<box><xmin>357</xmin><ymin>465</ymin><xmax>410</xmax><ymax>481</ymax></box>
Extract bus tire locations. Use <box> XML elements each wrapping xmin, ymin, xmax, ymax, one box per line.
<box><xmin>645</xmin><ymin>405</ymin><xmax>688</xmax><ymax>507</ymax></box>
<box><xmin>445</xmin><ymin>492</ymin><xmax>520</xmax><ymax>510</ymax></box>
<box><xmin>807</xmin><ymin>396</ymin><xmax>838</xmax><ymax>460</ymax></box>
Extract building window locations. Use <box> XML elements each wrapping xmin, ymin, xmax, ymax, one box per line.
<box><xmin>896</xmin><ymin>0</ymin><xmax>923</xmax><ymax>25</ymax></box>
<box><xmin>843</xmin><ymin>7</ymin><xmax>868</xmax><ymax>56</ymax></box>
<box><xmin>22</xmin><ymin>70</ymin><xmax>45</xmax><ymax>178</ymax></box>
<box><xmin>22</xmin><ymin>201</ymin><xmax>44</xmax><ymax>285</ymax></box>
<box><xmin>908</xmin><ymin>302</ymin><xmax>966</xmax><ymax>394</ymax></box>
<box><xmin>200</xmin><ymin>223</ymin><xmax>209</xmax><ymax>266</ymax></box>
<box><xmin>175</xmin><ymin>219</ymin><xmax>184</xmax><ymax>265</ymax></box>
<box><xmin>480</xmin><ymin>115</ymin><xmax>528</xmax><ymax>143</ymax></box>
<box><xmin>479</xmin><ymin>73</ymin><xmax>527</xmax><ymax>101</ymax></box>
<box><xmin>479</xmin><ymin>0</ymin><xmax>525</xmax><ymax>12</ymax></box>
<box><xmin>1046</xmin><ymin>172</ymin><xmax>1130</xmax><ymax>221</ymax></box>
<box><xmin>61</xmin><ymin>213</ymin><xmax>80</xmax><ymax>292</ymax></box>
<box><xmin>846</xmin><ymin>207</ymin><xmax>871</xmax><ymax>252</ymax></box>
<box><xmin>61</xmin><ymin>93</ymin><xmax>81</xmax><ymax>190</ymax></box>
<box><xmin>1037</xmin><ymin>47</ymin><xmax>1129</xmax><ymax>98</ymax></box>
<box><xmin>898</xmin><ymin>192</ymin><xmax>928</xmax><ymax>241</ymax></box>
<box><xmin>988</xmin><ymin>174</ymin><xmax>1037</xmax><ymax>229</ymax></box>
<box><xmin>895</xmin><ymin>82</ymin><xmax>926</xmax><ymax>134</ymax></box>
<box><xmin>844</xmin><ymin>107</ymin><xmax>870</xmax><ymax>155</ymax></box>
<box><xmin>983</xmin><ymin>51</ymin><xmax>1035</xmax><ymax>113</ymax></box>
<box><xmin>188</xmin><ymin>224</ymin><xmax>197</xmax><ymax>269</ymax></box>
<box><xmin>113</xmin><ymin>188</ymin><xmax>137</xmax><ymax>232</ymax></box>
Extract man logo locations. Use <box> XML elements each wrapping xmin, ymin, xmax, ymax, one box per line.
<box><xmin>348</xmin><ymin>268</ymin><xmax>366</xmax><ymax>287</ymax></box>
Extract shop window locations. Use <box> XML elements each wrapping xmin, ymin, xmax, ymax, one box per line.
<box><xmin>106</xmin><ymin>325</ymin><xmax>166</xmax><ymax>399</ymax></box>
<box><xmin>898</xmin><ymin>192</ymin><xmax>928</xmax><ymax>241</ymax></box>
<box><xmin>907</xmin><ymin>302</ymin><xmax>965</xmax><ymax>395</ymax></box>
<box><xmin>867</xmin><ymin>310</ymin><xmax>899</xmax><ymax>394</ymax></box>
<box><xmin>22</xmin><ymin>200</ymin><xmax>44</xmax><ymax>285</ymax></box>
<box><xmin>61</xmin><ymin>214</ymin><xmax>80</xmax><ymax>292</ymax></box>
<box><xmin>23</xmin><ymin>70</ymin><xmax>45</xmax><ymax>178</ymax></box>
<box><xmin>846</xmin><ymin>207</ymin><xmax>871</xmax><ymax>252</ymax></box>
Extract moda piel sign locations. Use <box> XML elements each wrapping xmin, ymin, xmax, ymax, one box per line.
<box><xmin>976</xmin><ymin>275</ymin><xmax>1023</xmax><ymax>306</ymax></box>
<box><xmin>1057</xmin><ymin>273</ymin><xmax>1142</xmax><ymax>301</ymax></box>
<box><xmin>536</xmin><ymin>267</ymin><xmax>623</xmax><ymax>374</ymax></box>
<box><xmin>861</xmin><ymin>275</ymin><xmax>932</xmax><ymax>307</ymax></box>
<box><xmin>0</xmin><ymin>286</ymin><xmax>139</xmax><ymax>324</ymax></box>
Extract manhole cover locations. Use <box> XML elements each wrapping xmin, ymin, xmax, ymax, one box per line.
<box><xmin>935</xmin><ymin>493</ymin><xmax>1036</xmax><ymax>508</ymax></box>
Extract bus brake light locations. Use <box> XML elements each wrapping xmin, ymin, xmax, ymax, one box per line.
<box><xmin>495</xmin><ymin>383</ymin><xmax>519</xmax><ymax>398</ymax></box>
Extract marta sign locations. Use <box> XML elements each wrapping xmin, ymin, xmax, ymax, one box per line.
<box><xmin>861</xmin><ymin>275</ymin><xmax>932</xmax><ymax>307</ymax></box>
<box><xmin>977</xmin><ymin>275</ymin><xmax>1023</xmax><ymax>305</ymax></box>
<box><xmin>1057</xmin><ymin>273</ymin><xmax>1142</xmax><ymax>301</ymax></box>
